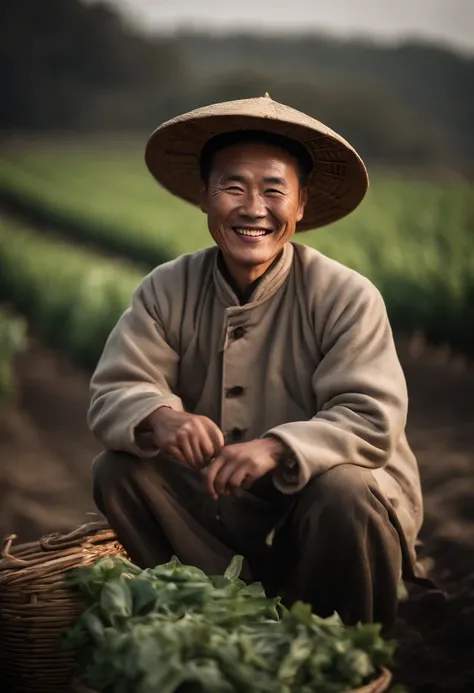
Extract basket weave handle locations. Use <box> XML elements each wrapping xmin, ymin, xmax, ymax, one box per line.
<box><xmin>1</xmin><ymin>534</ymin><xmax>28</xmax><ymax>565</ymax></box>
<box><xmin>39</xmin><ymin>521</ymin><xmax>111</xmax><ymax>551</ymax></box>
<box><xmin>0</xmin><ymin>521</ymin><xmax>112</xmax><ymax>567</ymax></box>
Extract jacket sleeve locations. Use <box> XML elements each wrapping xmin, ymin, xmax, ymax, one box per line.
<box><xmin>264</xmin><ymin>273</ymin><xmax>408</xmax><ymax>494</ymax></box>
<box><xmin>88</xmin><ymin>273</ymin><xmax>184</xmax><ymax>457</ymax></box>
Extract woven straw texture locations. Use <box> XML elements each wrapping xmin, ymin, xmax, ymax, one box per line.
<box><xmin>72</xmin><ymin>667</ymin><xmax>392</xmax><ymax>693</ymax></box>
<box><xmin>0</xmin><ymin>521</ymin><xmax>125</xmax><ymax>693</ymax></box>
<box><xmin>145</xmin><ymin>95</ymin><xmax>369</xmax><ymax>232</ymax></box>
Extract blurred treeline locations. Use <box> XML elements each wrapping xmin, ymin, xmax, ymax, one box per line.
<box><xmin>2</xmin><ymin>0</ymin><xmax>473</xmax><ymax>170</ymax></box>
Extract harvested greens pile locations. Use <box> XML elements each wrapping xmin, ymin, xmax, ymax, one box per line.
<box><xmin>62</xmin><ymin>555</ymin><xmax>393</xmax><ymax>693</ymax></box>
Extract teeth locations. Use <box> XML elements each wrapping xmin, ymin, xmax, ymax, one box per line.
<box><xmin>234</xmin><ymin>228</ymin><xmax>268</xmax><ymax>237</ymax></box>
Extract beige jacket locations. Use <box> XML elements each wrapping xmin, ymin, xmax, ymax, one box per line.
<box><xmin>88</xmin><ymin>242</ymin><xmax>423</xmax><ymax>554</ymax></box>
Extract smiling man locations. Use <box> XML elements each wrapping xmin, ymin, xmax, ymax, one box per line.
<box><xmin>88</xmin><ymin>95</ymin><xmax>425</xmax><ymax>628</ymax></box>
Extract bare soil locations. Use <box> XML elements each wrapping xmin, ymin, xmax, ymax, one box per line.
<box><xmin>1</xmin><ymin>336</ymin><xmax>473</xmax><ymax>692</ymax></box>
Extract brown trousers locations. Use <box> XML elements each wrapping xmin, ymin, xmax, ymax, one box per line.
<box><xmin>92</xmin><ymin>452</ymin><xmax>403</xmax><ymax>628</ymax></box>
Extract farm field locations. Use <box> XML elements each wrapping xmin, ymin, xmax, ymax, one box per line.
<box><xmin>0</xmin><ymin>217</ymin><xmax>143</xmax><ymax>369</ymax></box>
<box><xmin>1</xmin><ymin>139</ymin><xmax>474</xmax><ymax>350</ymax></box>
<box><xmin>1</xmin><ymin>139</ymin><xmax>474</xmax><ymax>692</ymax></box>
<box><xmin>2</xmin><ymin>334</ymin><xmax>474</xmax><ymax>692</ymax></box>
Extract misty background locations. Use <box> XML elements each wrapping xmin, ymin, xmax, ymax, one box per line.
<box><xmin>2</xmin><ymin>0</ymin><xmax>474</xmax><ymax>172</ymax></box>
<box><xmin>87</xmin><ymin>0</ymin><xmax>474</xmax><ymax>51</ymax></box>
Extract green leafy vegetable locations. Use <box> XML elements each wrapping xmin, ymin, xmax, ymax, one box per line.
<box><xmin>62</xmin><ymin>555</ymin><xmax>394</xmax><ymax>693</ymax></box>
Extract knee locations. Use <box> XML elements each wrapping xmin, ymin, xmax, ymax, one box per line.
<box><xmin>301</xmin><ymin>465</ymin><xmax>369</xmax><ymax>516</ymax></box>
<box><xmin>293</xmin><ymin>465</ymin><xmax>387</xmax><ymax>538</ymax></box>
<box><xmin>92</xmin><ymin>450</ymin><xmax>176</xmax><ymax>509</ymax></box>
<box><xmin>92</xmin><ymin>450</ymin><xmax>144</xmax><ymax>510</ymax></box>
<box><xmin>93</xmin><ymin>450</ymin><xmax>134</xmax><ymax>489</ymax></box>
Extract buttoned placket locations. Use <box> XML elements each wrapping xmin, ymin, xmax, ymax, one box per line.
<box><xmin>220</xmin><ymin>306</ymin><xmax>252</xmax><ymax>444</ymax></box>
<box><xmin>213</xmin><ymin>243</ymin><xmax>295</xmax><ymax>444</ymax></box>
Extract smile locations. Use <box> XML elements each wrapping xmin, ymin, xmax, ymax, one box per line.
<box><xmin>232</xmin><ymin>227</ymin><xmax>272</xmax><ymax>237</ymax></box>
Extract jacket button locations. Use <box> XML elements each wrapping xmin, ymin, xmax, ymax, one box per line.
<box><xmin>232</xmin><ymin>326</ymin><xmax>246</xmax><ymax>340</ymax></box>
<box><xmin>225</xmin><ymin>386</ymin><xmax>244</xmax><ymax>398</ymax></box>
<box><xmin>231</xmin><ymin>427</ymin><xmax>244</xmax><ymax>442</ymax></box>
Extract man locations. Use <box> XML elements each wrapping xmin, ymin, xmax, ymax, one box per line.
<box><xmin>89</xmin><ymin>95</ymin><xmax>424</xmax><ymax>628</ymax></box>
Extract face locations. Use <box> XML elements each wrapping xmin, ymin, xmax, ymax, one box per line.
<box><xmin>201</xmin><ymin>142</ymin><xmax>307</xmax><ymax>274</ymax></box>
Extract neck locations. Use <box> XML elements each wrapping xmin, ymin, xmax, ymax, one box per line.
<box><xmin>221</xmin><ymin>256</ymin><xmax>276</xmax><ymax>295</ymax></box>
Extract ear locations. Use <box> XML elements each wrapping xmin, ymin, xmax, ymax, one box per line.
<box><xmin>296</xmin><ymin>187</ymin><xmax>308</xmax><ymax>223</ymax></box>
<box><xmin>199</xmin><ymin>184</ymin><xmax>209</xmax><ymax>214</ymax></box>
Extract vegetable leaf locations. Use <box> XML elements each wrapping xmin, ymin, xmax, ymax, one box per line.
<box><xmin>63</xmin><ymin>555</ymin><xmax>394</xmax><ymax>693</ymax></box>
<box><xmin>223</xmin><ymin>555</ymin><xmax>243</xmax><ymax>582</ymax></box>
<box><xmin>100</xmin><ymin>579</ymin><xmax>133</xmax><ymax>623</ymax></box>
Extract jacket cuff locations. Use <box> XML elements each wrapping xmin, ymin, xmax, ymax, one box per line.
<box><xmin>261</xmin><ymin>430</ymin><xmax>310</xmax><ymax>494</ymax></box>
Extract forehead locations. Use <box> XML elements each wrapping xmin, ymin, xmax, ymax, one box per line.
<box><xmin>211</xmin><ymin>141</ymin><xmax>300</xmax><ymax>177</ymax></box>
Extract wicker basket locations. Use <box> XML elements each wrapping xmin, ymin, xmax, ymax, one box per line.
<box><xmin>0</xmin><ymin>520</ymin><xmax>125</xmax><ymax>693</ymax></box>
<box><xmin>72</xmin><ymin>667</ymin><xmax>392</xmax><ymax>693</ymax></box>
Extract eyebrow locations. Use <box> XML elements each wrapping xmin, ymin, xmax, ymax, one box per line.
<box><xmin>223</xmin><ymin>174</ymin><xmax>246</xmax><ymax>184</ymax></box>
<box><xmin>222</xmin><ymin>174</ymin><xmax>288</xmax><ymax>188</ymax></box>
<box><xmin>263</xmin><ymin>176</ymin><xmax>287</xmax><ymax>188</ymax></box>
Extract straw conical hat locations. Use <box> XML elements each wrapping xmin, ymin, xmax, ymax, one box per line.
<box><xmin>145</xmin><ymin>95</ymin><xmax>369</xmax><ymax>231</ymax></box>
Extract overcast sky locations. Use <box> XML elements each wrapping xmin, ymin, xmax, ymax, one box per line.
<box><xmin>90</xmin><ymin>0</ymin><xmax>474</xmax><ymax>53</ymax></box>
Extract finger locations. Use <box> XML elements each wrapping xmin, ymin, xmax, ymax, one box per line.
<box><xmin>192</xmin><ymin>423</ymin><xmax>215</xmax><ymax>468</ymax></box>
<box><xmin>198</xmin><ymin>432</ymin><xmax>216</xmax><ymax>466</ymax></box>
<box><xmin>206</xmin><ymin>456</ymin><xmax>226</xmax><ymax>499</ymax></box>
<box><xmin>177</xmin><ymin>435</ymin><xmax>197</xmax><ymax>468</ymax></box>
<box><xmin>188</xmin><ymin>434</ymin><xmax>206</xmax><ymax>469</ymax></box>
<box><xmin>206</xmin><ymin>422</ymin><xmax>225</xmax><ymax>456</ymax></box>
<box><xmin>213</xmin><ymin>459</ymin><xmax>241</xmax><ymax>498</ymax></box>
<box><xmin>227</xmin><ymin>466</ymin><xmax>254</xmax><ymax>493</ymax></box>
<box><xmin>166</xmin><ymin>444</ymin><xmax>186</xmax><ymax>465</ymax></box>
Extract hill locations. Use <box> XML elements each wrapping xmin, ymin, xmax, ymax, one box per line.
<box><xmin>1</xmin><ymin>0</ymin><xmax>473</xmax><ymax>169</ymax></box>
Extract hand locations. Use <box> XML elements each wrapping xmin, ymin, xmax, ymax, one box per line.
<box><xmin>205</xmin><ymin>437</ymin><xmax>288</xmax><ymax>500</ymax></box>
<box><xmin>144</xmin><ymin>407</ymin><xmax>225</xmax><ymax>469</ymax></box>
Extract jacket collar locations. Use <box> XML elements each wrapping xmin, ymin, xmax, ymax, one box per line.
<box><xmin>213</xmin><ymin>242</ymin><xmax>294</xmax><ymax>309</ymax></box>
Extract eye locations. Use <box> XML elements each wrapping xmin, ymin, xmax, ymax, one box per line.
<box><xmin>265</xmin><ymin>188</ymin><xmax>284</xmax><ymax>195</ymax></box>
<box><xmin>226</xmin><ymin>185</ymin><xmax>244</xmax><ymax>193</ymax></box>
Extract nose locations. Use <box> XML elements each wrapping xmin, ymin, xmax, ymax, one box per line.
<box><xmin>239</xmin><ymin>190</ymin><xmax>266</xmax><ymax>220</ymax></box>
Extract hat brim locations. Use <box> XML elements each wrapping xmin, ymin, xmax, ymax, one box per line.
<box><xmin>145</xmin><ymin>97</ymin><xmax>369</xmax><ymax>232</ymax></box>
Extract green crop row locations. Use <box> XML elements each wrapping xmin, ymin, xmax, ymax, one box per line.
<box><xmin>1</xmin><ymin>141</ymin><xmax>474</xmax><ymax>351</ymax></box>
<box><xmin>0</xmin><ymin>141</ymin><xmax>210</xmax><ymax>261</ymax></box>
<box><xmin>0</xmin><ymin>153</ymin><xmax>176</xmax><ymax>267</ymax></box>
<box><xmin>0</xmin><ymin>218</ymin><xmax>144</xmax><ymax>370</ymax></box>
